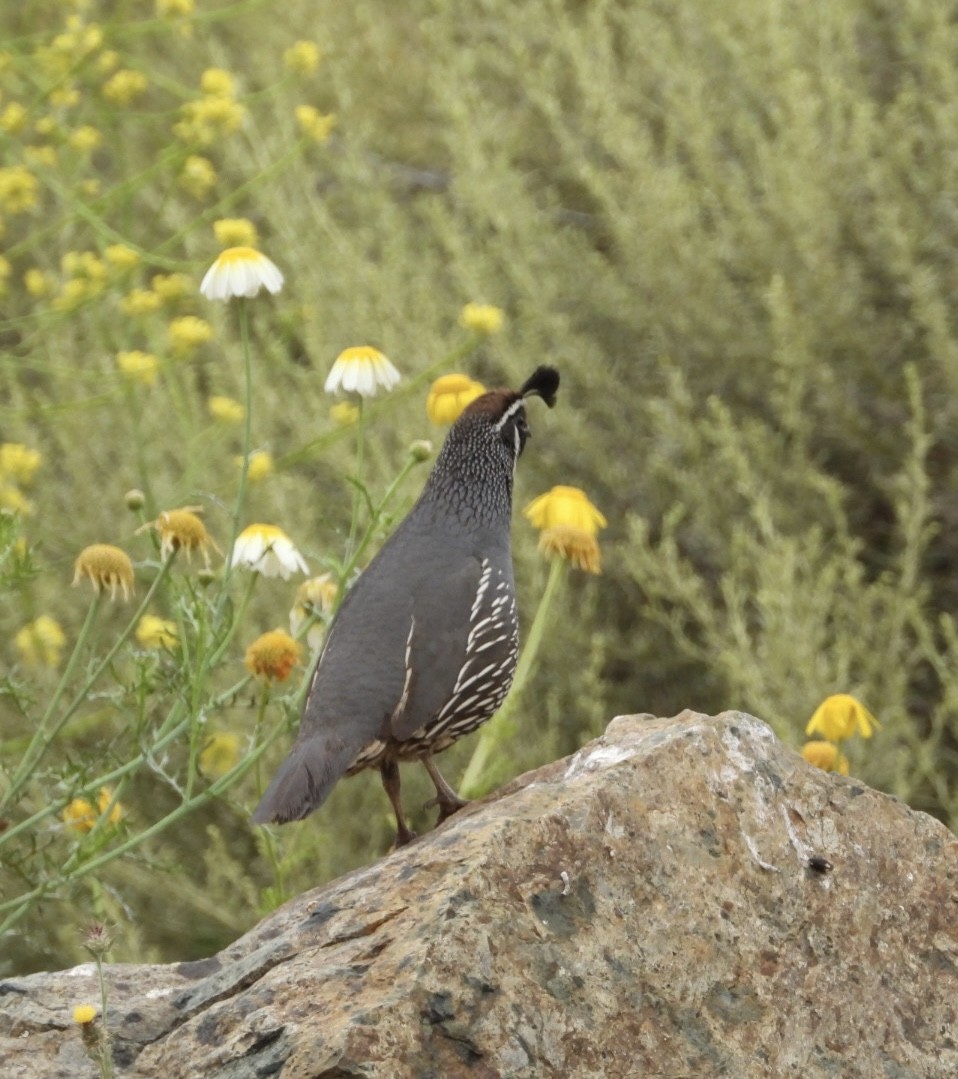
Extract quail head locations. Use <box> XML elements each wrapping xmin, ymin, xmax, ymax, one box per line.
<box><xmin>252</xmin><ymin>365</ymin><xmax>560</xmax><ymax>845</ymax></box>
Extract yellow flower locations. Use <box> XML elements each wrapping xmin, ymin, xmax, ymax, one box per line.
<box><xmin>120</xmin><ymin>288</ymin><xmax>163</xmax><ymax>316</ymax></box>
<box><xmin>426</xmin><ymin>374</ymin><xmax>486</xmax><ymax>425</ymax></box>
<box><xmin>230</xmin><ymin>523</ymin><xmax>308</xmax><ymax>579</ymax></box>
<box><xmin>104</xmin><ymin>244</ymin><xmax>139</xmax><ymax>270</ymax></box>
<box><xmin>0</xmin><ymin>165</ymin><xmax>39</xmax><ymax>214</ymax></box>
<box><xmin>801</xmin><ymin>740</ymin><xmax>850</xmax><ymax>776</ymax></box>
<box><xmin>174</xmin><ymin>94</ymin><xmax>246</xmax><ymax>144</ymax></box>
<box><xmin>101</xmin><ymin>69</ymin><xmax>148</xmax><ymax>105</ymax></box>
<box><xmin>213</xmin><ymin>217</ymin><xmax>258</xmax><ymax>248</ymax></box>
<box><xmin>73</xmin><ymin>1005</ymin><xmax>97</xmax><ymax>1025</ymax></box>
<box><xmin>329</xmin><ymin>401</ymin><xmax>359</xmax><ymax>426</ymax></box>
<box><xmin>96</xmin><ymin>50</ymin><xmax>120</xmax><ymax>76</ymax></box>
<box><xmin>168</xmin><ymin>314</ymin><xmax>214</xmax><ymax>355</ymax></box>
<box><xmin>67</xmin><ymin>125</ymin><xmax>102</xmax><ymax>153</ymax></box>
<box><xmin>200</xmin><ymin>68</ymin><xmax>236</xmax><ymax>97</ymax></box>
<box><xmin>96</xmin><ymin>787</ymin><xmax>124</xmax><ymax>825</ymax></box>
<box><xmin>24</xmin><ymin>267</ymin><xmax>53</xmax><ymax>297</ymax></box>
<box><xmin>140</xmin><ymin>506</ymin><xmax>219</xmax><ymax>565</ymax></box>
<box><xmin>525</xmin><ymin>485</ymin><xmax>608</xmax><ymax>535</ymax></box>
<box><xmin>156</xmin><ymin>0</ymin><xmax>195</xmax><ymax>15</ymax></box>
<box><xmin>0</xmin><ymin>486</ymin><xmax>34</xmax><ymax>516</ymax></box>
<box><xmin>24</xmin><ymin>145</ymin><xmax>58</xmax><ymax>169</ymax></box>
<box><xmin>62</xmin><ymin>250</ymin><xmax>107</xmax><ymax>282</ymax></box>
<box><xmin>73</xmin><ymin>544</ymin><xmax>135</xmax><ymax>600</ymax></box>
<box><xmin>200</xmin><ymin>247</ymin><xmax>283</xmax><ymax>302</ymax></box>
<box><xmin>62</xmin><ymin>788</ymin><xmax>123</xmax><ymax>832</ymax></box>
<box><xmin>151</xmin><ymin>272</ymin><xmax>193</xmax><ymax>302</ymax></box>
<box><xmin>179</xmin><ymin>154</ymin><xmax>217</xmax><ymax>198</ymax></box>
<box><xmin>325</xmin><ymin>345</ymin><xmax>400</xmax><ymax>397</ymax></box>
<box><xmin>199</xmin><ymin>731</ymin><xmax>240</xmax><ymax>777</ymax></box>
<box><xmin>244</xmin><ymin>629</ymin><xmax>302</xmax><ymax>682</ymax></box>
<box><xmin>459</xmin><ymin>303</ymin><xmax>504</xmax><ymax>336</ymax></box>
<box><xmin>284</xmin><ymin>41</ymin><xmax>322</xmax><ymax>74</ymax></box>
<box><xmin>0</xmin><ymin>102</ymin><xmax>28</xmax><ymax>134</ymax></box>
<box><xmin>238</xmin><ymin>450</ymin><xmax>274</xmax><ymax>483</ymax></box>
<box><xmin>295</xmin><ymin>105</ymin><xmax>335</xmax><ymax>143</ymax></box>
<box><xmin>524</xmin><ymin>486</ymin><xmax>607</xmax><ymax>575</ymax></box>
<box><xmin>208</xmin><ymin>395</ymin><xmax>245</xmax><ymax>424</ymax></box>
<box><xmin>805</xmin><ymin>694</ymin><xmax>878</xmax><ymax>741</ymax></box>
<box><xmin>116</xmin><ymin>349</ymin><xmax>159</xmax><ymax>386</ymax></box>
<box><xmin>136</xmin><ymin>614</ymin><xmax>178</xmax><ymax>649</ymax></box>
<box><xmin>0</xmin><ymin>442</ymin><xmax>42</xmax><ymax>485</ymax></box>
<box><xmin>53</xmin><ymin>278</ymin><xmax>91</xmax><ymax>312</ymax></box>
<box><xmin>15</xmin><ymin>615</ymin><xmax>66</xmax><ymax>667</ymax></box>
<box><xmin>290</xmin><ymin>573</ymin><xmax>338</xmax><ymax>651</ymax></box>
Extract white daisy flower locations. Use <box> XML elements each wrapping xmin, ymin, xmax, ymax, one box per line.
<box><xmin>230</xmin><ymin>524</ymin><xmax>308</xmax><ymax>579</ymax></box>
<box><xmin>324</xmin><ymin>345</ymin><xmax>401</xmax><ymax>397</ymax></box>
<box><xmin>199</xmin><ymin>247</ymin><xmax>284</xmax><ymax>302</ymax></box>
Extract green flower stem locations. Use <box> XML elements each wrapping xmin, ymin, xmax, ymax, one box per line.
<box><xmin>336</xmin><ymin>452</ymin><xmax>421</xmax><ymax>597</ymax></box>
<box><xmin>94</xmin><ymin>955</ymin><xmax>113</xmax><ymax>1079</ymax></box>
<box><xmin>459</xmin><ymin>557</ymin><xmax>566</xmax><ymax>797</ymax></box>
<box><xmin>207</xmin><ymin>570</ymin><xmax>258</xmax><ymax>669</ymax></box>
<box><xmin>219</xmin><ymin>298</ymin><xmax>254</xmax><ymax>600</ymax></box>
<box><xmin>346</xmin><ymin>397</ymin><xmax>366</xmax><ymax>558</ymax></box>
<box><xmin>2</xmin><ymin>595</ymin><xmax>102</xmax><ymax>812</ymax></box>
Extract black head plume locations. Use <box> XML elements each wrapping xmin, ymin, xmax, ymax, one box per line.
<box><xmin>519</xmin><ymin>365</ymin><xmax>559</xmax><ymax>408</ymax></box>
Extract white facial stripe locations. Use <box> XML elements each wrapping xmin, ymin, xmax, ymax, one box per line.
<box><xmin>494</xmin><ymin>398</ymin><xmax>524</xmax><ymax>431</ymax></box>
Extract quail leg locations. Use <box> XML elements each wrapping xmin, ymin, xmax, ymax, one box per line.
<box><xmin>422</xmin><ymin>754</ymin><xmax>470</xmax><ymax>823</ymax></box>
<box><xmin>379</xmin><ymin>759</ymin><xmax>417</xmax><ymax>846</ymax></box>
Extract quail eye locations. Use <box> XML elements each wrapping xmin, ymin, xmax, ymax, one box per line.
<box><xmin>502</xmin><ymin>414</ymin><xmax>530</xmax><ymax>457</ymax></box>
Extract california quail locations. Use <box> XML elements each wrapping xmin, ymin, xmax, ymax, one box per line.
<box><xmin>252</xmin><ymin>366</ymin><xmax>559</xmax><ymax>844</ymax></box>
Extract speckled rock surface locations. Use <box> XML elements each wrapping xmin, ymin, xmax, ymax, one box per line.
<box><xmin>2</xmin><ymin>710</ymin><xmax>956</xmax><ymax>1078</ymax></box>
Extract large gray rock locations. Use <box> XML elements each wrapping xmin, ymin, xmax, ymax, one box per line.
<box><xmin>1</xmin><ymin>711</ymin><xmax>956</xmax><ymax>1078</ymax></box>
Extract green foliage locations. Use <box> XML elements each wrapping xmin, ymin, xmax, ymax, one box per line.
<box><xmin>2</xmin><ymin>0</ymin><xmax>958</xmax><ymax>975</ymax></box>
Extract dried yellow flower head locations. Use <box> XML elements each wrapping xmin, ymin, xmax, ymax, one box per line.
<box><xmin>73</xmin><ymin>544</ymin><xmax>135</xmax><ymax>600</ymax></box>
<box><xmin>140</xmin><ymin>507</ymin><xmax>219</xmax><ymax>566</ymax></box>
<box><xmin>244</xmin><ymin>629</ymin><xmax>302</xmax><ymax>682</ymax></box>
<box><xmin>805</xmin><ymin>694</ymin><xmax>878</xmax><ymax>742</ymax></box>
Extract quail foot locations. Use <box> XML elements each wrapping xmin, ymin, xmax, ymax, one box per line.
<box><xmin>252</xmin><ymin>366</ymin><xmax>560</xmax><ymax>845</ymax></box>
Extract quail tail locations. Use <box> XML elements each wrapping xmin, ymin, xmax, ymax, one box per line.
<box><xmin>251</xmin><ymin>734</ymin><xmax>358</xmax><ymax>824</ymax></box>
